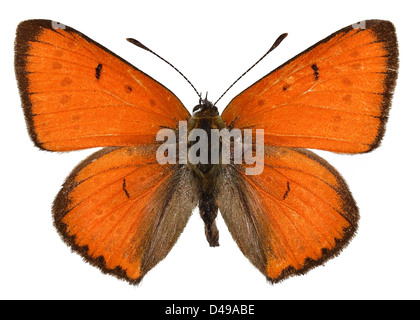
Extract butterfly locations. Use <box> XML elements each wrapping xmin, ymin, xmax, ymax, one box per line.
<box><xmin>14</xmin><ymin>19</ymin><xmax>398</xmax><ymax>284</ymax></box>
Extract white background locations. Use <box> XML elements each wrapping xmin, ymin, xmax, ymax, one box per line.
<box><xmin>1</xmin><ymin>0</ymin><xmax>419</xmax><ymax>300</ymax></box>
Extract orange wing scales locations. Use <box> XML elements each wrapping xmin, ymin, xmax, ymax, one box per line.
<box><xmin>54</xmin><ymin>146</ymin><xmax>199</xmax><ymax>283</ymax></box>
<box><xmin>15</xmin><ymin>20</ymin><xmax>190</xmax><ymax>151</ymax></box>
<box><xmin>217</xmin><ymin>147</ymin><xmax>358</xmax><ymax>282</ymax></box>
<box><xmin>222</xmin><ymin>20</ymin><xmax>398</xmax><ymax>153</ymax></box>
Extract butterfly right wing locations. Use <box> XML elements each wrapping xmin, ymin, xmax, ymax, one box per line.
<box><xmin>222</xmin><ymin>20</ymin><xmax>398</xmax><ymax>153</ymax></box>
<box><xmin>54</xmin><ymin>145</ymin><xmax>199</xmax><ymax>284</ymax></box>
<box><xmin>216</xmin><ymin>146</ymin><xmax>358</xmax><ymax>282</ymax></box>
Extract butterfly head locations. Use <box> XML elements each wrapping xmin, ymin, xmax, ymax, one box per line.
<box><xmin>193</xmin><ymin>95</ymin><xmax>219</xmax><ymax>117</ymax></box>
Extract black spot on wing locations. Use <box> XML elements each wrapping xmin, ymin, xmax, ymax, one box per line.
<box><xmin>122</xmin><ymin>179</ymin><xmax>130</xmax><ymax>199</ymax></box>
<box><xmin>283</xmin><ymin>182</ymin><xmax>290</xmax><ymax>200</ymax></box>
<box><xmin>311</xmin><ymin>63</ymin><xmax>319</xmax><ymax>81</ymax></box>
<box><xmin>95</xmin><ymin>63</ymin><xmax>103</xmax><ymax>79</ymax></box>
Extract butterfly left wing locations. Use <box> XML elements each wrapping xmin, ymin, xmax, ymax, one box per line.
<box><xmin>222</xmin><ymin>20</ymin><xmax>398</xmax><ymax>153</ymax></box>
<box><xmin>15</xmin><ymin>19</ymin><xmax>190</xmax><ymax>151</ymax></box>
<box><xmin>54</xmin><ymin>145</ymin><xmax>198</xmax><ymax>283</ymax></box>
<box><xmin>216</xmin><ymin>146</ymin><xmax>358</xmax><ymax>282</ymax></box>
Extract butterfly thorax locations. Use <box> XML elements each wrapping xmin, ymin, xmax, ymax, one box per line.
<box><xmin>188</xmin><ymin>99</ymin><xmax>225</xmax><ymax>176</ymax></box>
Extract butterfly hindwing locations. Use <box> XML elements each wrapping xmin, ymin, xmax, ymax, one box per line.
<box><xmin>222</xmin><ymin>20</ymin><xmax>398</xmax><ymax>153</ymax></box>
<box><xmin>53</xmin><ymin>145</ymin><xmax>199</xmax><ymax>283</ymax></box>
<box><xmin>15</xmin><ymin>19</ymin><xmax>190</xmax><ymax>151</ymax></box>
<box><xmin>216</xmin><ymin>146</ymin><xmax>358</xmax><ymax>282</ymax></box>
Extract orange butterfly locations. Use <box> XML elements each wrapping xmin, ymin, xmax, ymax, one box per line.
<box><xmin>14</xmin><ymin>19</ymin><xmax>398</xmax><ymax>284</ymax></box>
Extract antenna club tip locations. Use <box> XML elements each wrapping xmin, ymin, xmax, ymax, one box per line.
<box><xmin>127</xmin><ymin>38</ymin><xmax>149</xmax><ymax>51</ymax></box>
<box><xmin>275</xmin><ymin>33</ymin><xmax>288</xmax><ymax>44</ymax></box>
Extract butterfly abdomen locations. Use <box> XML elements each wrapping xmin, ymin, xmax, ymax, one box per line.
<box><xmin>198</xmin><ymin>192</ymin><xmax>220</xmax><ymax>247</ymax></box>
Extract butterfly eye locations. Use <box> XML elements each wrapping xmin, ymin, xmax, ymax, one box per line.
<box><xmin>193</xmin><ymin>105</ymin><xmax>202</xmax><ymax>113</ymax></box>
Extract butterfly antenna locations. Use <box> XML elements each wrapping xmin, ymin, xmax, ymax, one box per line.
<box><xmin>127</xmin><ymin>38</ymin><xmax>201</xmax><ymax>99</ymax></box>
<box><xmin>214</xmin><ymin>33</ymin><xmax>288</xmax><ymax>105</ymax></box>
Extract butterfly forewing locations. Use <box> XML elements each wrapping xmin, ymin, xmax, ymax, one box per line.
<box><xmin>15</xmin><ymin>19</ymin><xmax>190</xmax><ymax>151</ymax></box>
<box><xmin>222</xmin><ymin>20</ymin><xmax>398</xmax><ymax>153</ymax></box>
